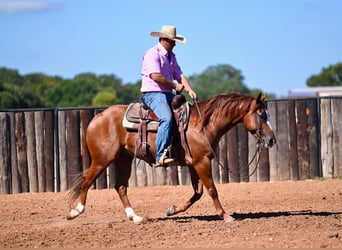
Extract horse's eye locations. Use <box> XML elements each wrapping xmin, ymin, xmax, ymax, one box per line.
<box><xmin>257</xmin><ymin>109</ymin><xmax>267</xmax><ymax>120</ymax></box>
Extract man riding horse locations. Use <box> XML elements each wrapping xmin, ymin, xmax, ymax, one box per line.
<box><xmin>140</xmin><ymin>25</ymin><xmax>197</xmax><ymax>166</ymax></box>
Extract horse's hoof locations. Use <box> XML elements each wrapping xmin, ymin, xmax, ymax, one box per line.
<box><xmin>166</xmin><ymin>205</ymin><xmax>176</xmax><ymax>216</ymax></box>
<box><xmin>224</xmin><ymin>215</ymin><xmax>235</xmax><ymax>223</ymax></box>
<box><xmin>66</xmin><ymin>202</ymin><xmax>85</xmax><ymax>220</ymax></box>
<box><xmin>66</xmin><ymin>209</ymin><xmax>79</xmax><ymax>220</ymax></box>
<box><xmin>132</xmin><ymin>215</ymin><xmax>144</xmax><ymax>224</ymax></box>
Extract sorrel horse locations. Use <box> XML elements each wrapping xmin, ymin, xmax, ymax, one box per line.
<box><xmin>67</xmin><ymin>92</ymin><xmax>276</xmax><ymax>223</ymax></box>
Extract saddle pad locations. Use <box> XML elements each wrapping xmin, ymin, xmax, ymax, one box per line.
<box><xmin>122</xmin><ymin>103</ymin><xmax>159</xmax><ymax>131</ymax></box>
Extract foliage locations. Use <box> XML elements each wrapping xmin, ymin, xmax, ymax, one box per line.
<box><xmin>189</xmin><ymin>64</ymin><xmax>250</xmax><ymax>101</ymax></box>
<box><xmin>92</xmin><ymin>91</ymin><xmax>118</xmax><ymax>106</ymax></box>
<box><xmin>0</xmin><ymin>62</ymin><xmax>296</xmax><ymax>109</ymax></box>
<box><xmin>41</xmin><ymin>73</ymin><xmax>123</xmax><ymax>107</ymax></box>
<box><xmin>117</xmin><ymin>81</ymin><xmax>142</xmax><ymax>104</ymax></box>
<box><xmin>0</xmin><ymin>68</ymin><xmax>44</xmax><ymax>108</ymax></box>
<box><xmin>307</xmin><ymin>62</ymin><xmax>342</xmax><ymax>87</ymax></box>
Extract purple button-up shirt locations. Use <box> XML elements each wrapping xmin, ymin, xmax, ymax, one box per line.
<box><xmin>141</xmin><ymin>43</ymin><xmax>183</xmax><ymax>92</ymax></box>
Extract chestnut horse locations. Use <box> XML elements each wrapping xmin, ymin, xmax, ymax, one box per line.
<box><xmin>67</xmin><ymin>92</ymin><xmax>276</xmax><ymax>223</ymax></box>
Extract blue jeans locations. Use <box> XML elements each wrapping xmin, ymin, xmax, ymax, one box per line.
<box><xmin>141</xmin><ymin>92</ymin><xmax>175</xmax><ymax>161</ymax></box>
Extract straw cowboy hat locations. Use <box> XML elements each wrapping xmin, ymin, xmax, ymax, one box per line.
<box><xmin>150</xmin><ymin>25</ymin><xmax>186</xmax><ymax>44</ymax></box>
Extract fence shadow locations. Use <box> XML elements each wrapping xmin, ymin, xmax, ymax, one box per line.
<box><xmin>153</xmin><ymin>210</ymin><xmax>342</xmax><ymax>223</ymax></box>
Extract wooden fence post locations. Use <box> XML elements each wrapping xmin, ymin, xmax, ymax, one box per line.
<box><xmin>267</xmin><ymin>100</ymin><xmax>277</xmax><ymax>181</ymax></box>
<box><xmin>307</xmin><ymin>99</ymin><xmax>319</xmax><ymax>178</ymax></box>
<box><xmin>15</xmin><ymin>112</ymin><xmax>29</xmax><ymax>193</ymax></box>
<box><xmin>288</xmin><ymin>100</ymin><xmax>299</xmax><ymax>180</ymax></box>
<box><xmin>44</xmin><ymin>111</ymin><xmax>55</xmax><ymax>192</ymax></box>
<box><xmin>66</xmin><ymin>110</ymin><xmax>82</xmax><ymax>190</ymax></box>
<box><xmin>320</xmin><ymin>98</ymin><xmax>333</xmax><ymax>178</ymax></box>
<box><xmin>275</xmin><ymin>100</ymin><xmax>291</xmax><ymax>181</ymax></box>
<box><xmin>167</xmin><ymin>165</ymin><xmax>179</xmax><ymax>186</ymax></box>
<box><xmin>331</xmin><ymin>98</ymin><xmax>342</xmax><ymax>177</ymax></box>
<box><xmin>108</xmin><ymin>163</ymin><xmax>117</xmax><ymax>188</ymax></box>
<box><xmin>24</xmin><ymin>112</ymin><xmax>38</xmax><ymax>192</ymax></box>
<box><xmin>58</xmin><ymin>110</ymin><xmax>67</xmax><ymax>191</ymax></box>
<box><xmin>0</xmin><ymin>113</ymin><xmax>11</xmax><ymax>194</ymax></box>
<box><xmin>178</xmin><ymin>166</ymin><xmax>190</xmax><ymax>185</ymax></box>
<box><xmin>155</xmin><ymin>167</ymin><xmax>167</xmax><ymax>186</ymax></box>
<box><xmin>9</xmin><ymin>112</ymin><xmax>20</xmax><ymax>194</ymax></box>
<box><xmin>296</xmin><ymin>99</ymin><xmax>317</xmax><ymax>180</ymax></box>
<box><xmin>129</xmin><ymin>160</ymin><xmax>137</xmax><ymax>187</ymax></box>
<box><xmin>258</xmin><ymin>147</ymin><xmax>270</xmax><ymax>182</ymax></box>
<box><xmin>136</xmin><ymin>160</ymin><xmax>147</xmax><ymax>186</ymax></box>
<box><xmin>35</xmin><ymin>111</ymin><xmax>46</xmax><ymax>192</ymax></box>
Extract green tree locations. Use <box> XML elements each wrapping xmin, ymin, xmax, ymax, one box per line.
<box><xmin>307</xmin><ymin>62</ymin><xmax>342</xmax><ymax>87</ymax></box>
<box><xmin>92</xmin><ymin>91</ymin><xmax>118</xmax><ymax>106</ymax></box>
<box><xmin>189</xmin><ymin>64</ymin><xmax>250</xmax><ymax>101</ymax></box>
<box><xmin>0</xmin><ymin>91</ymin><xmax>19</xmax><ymax>108</ymax></box>
<box><xmin>0</xmin><ymin>64</ymin><xmax>279</xmax><ymax>108</ymax></box>
<box><xmin>44</xmin><ymin>78</ymin><xmax>93</xmax><ymax>107</ymax></box>
<box><xmin>97</xmin><ymin>74</ymin><xmax>122</xmax><ymax>90</ymax></box>
<box><xmin>0</xmin><ymin>67</ymin><xmax>24</xmax><ymax>86</ymax></box>
<box><xmin>24</xmin><ymin>73</ymin><xmax>62</xmax><ymax>107</ymax></box>
<box><xmin>43</xmin><ymin>73</ymin><xmax>123</xmax><ymax>107</ymax></box>
<box><xmin>117</xmin><ymin>81</ymin><xmax>142</xmax><ymax>104</ymax></box>
<box><xmin>0</xmin><ymin>68</ymin><xmax>44</xmax><ymax>108</ymax></box>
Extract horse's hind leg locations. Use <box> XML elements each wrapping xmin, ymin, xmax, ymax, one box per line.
<box><xmin>166</xmin><ymin>167</ymin><xmax>204</xmax><ymax>216</ymax></box>
<box><xmin>114</xmin><ymin>153</ymin><xmax>143</xmax><ymax>223</ymax></box>
<box><xmin>67</xmin><ymin>160</ymin><xmax>107</xmax><ymax>220</ymax></box>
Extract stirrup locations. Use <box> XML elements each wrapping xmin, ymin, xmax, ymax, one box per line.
<box><xmin>156</xmin><ymin>157</ymin><xmax>175</xmax><ymax>167</ymax></box>
<box><xmin>156</xmin><ymin>148</ymin><xmax>175</xmax><ymax>167</ymax></box>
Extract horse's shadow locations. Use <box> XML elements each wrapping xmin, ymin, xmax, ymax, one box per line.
<box><xmin>154</xmin><ymin>210</ymin><xmax>342</xmax><ymax>223</ymax></box>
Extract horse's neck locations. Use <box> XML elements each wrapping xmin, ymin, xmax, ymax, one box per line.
<box><xmin>203</xmin><ymin>106</ymin><xmax>246</xmax><ymax>146</ymax></box>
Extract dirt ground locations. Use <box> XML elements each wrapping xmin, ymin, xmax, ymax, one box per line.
<box><xmin>1</xmin><ymin>179</ymin><xmax>342</xmax><ymax>248</ymax></box>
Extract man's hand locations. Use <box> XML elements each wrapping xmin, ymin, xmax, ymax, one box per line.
<box><xmin>175</xmin><ymin>83</ymin><xmax>185</xmax><ymax>93</ymax></box>
<box><xmin>187</xmin><ymin>89</ymin><xmax>197</xmax><ymax>100</ymax></box>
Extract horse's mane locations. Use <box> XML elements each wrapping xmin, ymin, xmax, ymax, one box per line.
<box><xmin>200</xmin><ymin>93</ymin><xmax>255</xmax><ymax>128</ymax></box>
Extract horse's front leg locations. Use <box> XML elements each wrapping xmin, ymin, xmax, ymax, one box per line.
<box><xmin>166</xmin><ymin>167</ymin><xmax>204</xmax><ymax>216</ymax></box>
<box><xmin>197</xmin><ymin>161</ymin><xmax>235</xmax><ymax>222</ymax></box>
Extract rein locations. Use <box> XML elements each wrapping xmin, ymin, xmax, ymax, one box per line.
<box><xmin>193</xmin><ymin>99</ymin><xmax>261</xmax><ymax>179</ymax></box>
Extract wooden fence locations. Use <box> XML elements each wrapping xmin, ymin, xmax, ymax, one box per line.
<box><xmin>0</xmin><ymin>97</ymin><xmax>341</xmax><ymax>194</ymax></box>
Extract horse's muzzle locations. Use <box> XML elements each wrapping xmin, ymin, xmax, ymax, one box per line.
<box><xmin>258</xmin><ymin>135</ymin><xmax>276</xmax><ymax>148</ymax></box>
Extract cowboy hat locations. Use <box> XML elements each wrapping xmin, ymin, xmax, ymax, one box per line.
<box><xmin>150</xmin><ymin>25</ymin><xmax>186</xmax><ymax>44</ymax></box>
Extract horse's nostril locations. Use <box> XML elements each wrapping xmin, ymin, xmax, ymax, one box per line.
<box><xmin>269</xmin><ymin>138</ymin><xmax>276</xmax><ymax>147</ymax></box>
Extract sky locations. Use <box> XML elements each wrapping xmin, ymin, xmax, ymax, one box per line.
<box><xmin>0</xmin><ymin>0</ymin><xmax>341</xmax><ymax>98</ymax></box>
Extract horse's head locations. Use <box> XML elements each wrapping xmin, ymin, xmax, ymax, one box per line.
<box><xmin>242</xmin><ymin>93</ymin><xmax>276</xmax><ymax>148</ymax></box>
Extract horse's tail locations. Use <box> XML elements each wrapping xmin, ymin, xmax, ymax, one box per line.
<box><xmin>67</xmin><ymin>169</ymin><xmax>88</xmax><ymax>208</ymax></box>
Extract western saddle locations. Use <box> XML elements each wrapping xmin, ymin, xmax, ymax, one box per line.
<box><xmin>122</xmin><ymin>94</ymin><xmax>190</xmax><ymax>165</ymax></box>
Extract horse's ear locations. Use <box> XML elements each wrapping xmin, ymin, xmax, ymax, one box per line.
<box><xmin>251</xmin><ymin>93</ymin><xmax>266</xmax><ymax>113</ymax></box>
<box><xmin>256</xmin><ymin>92</ymin><xmax>267</xmax><ymax>103</ymax></box>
